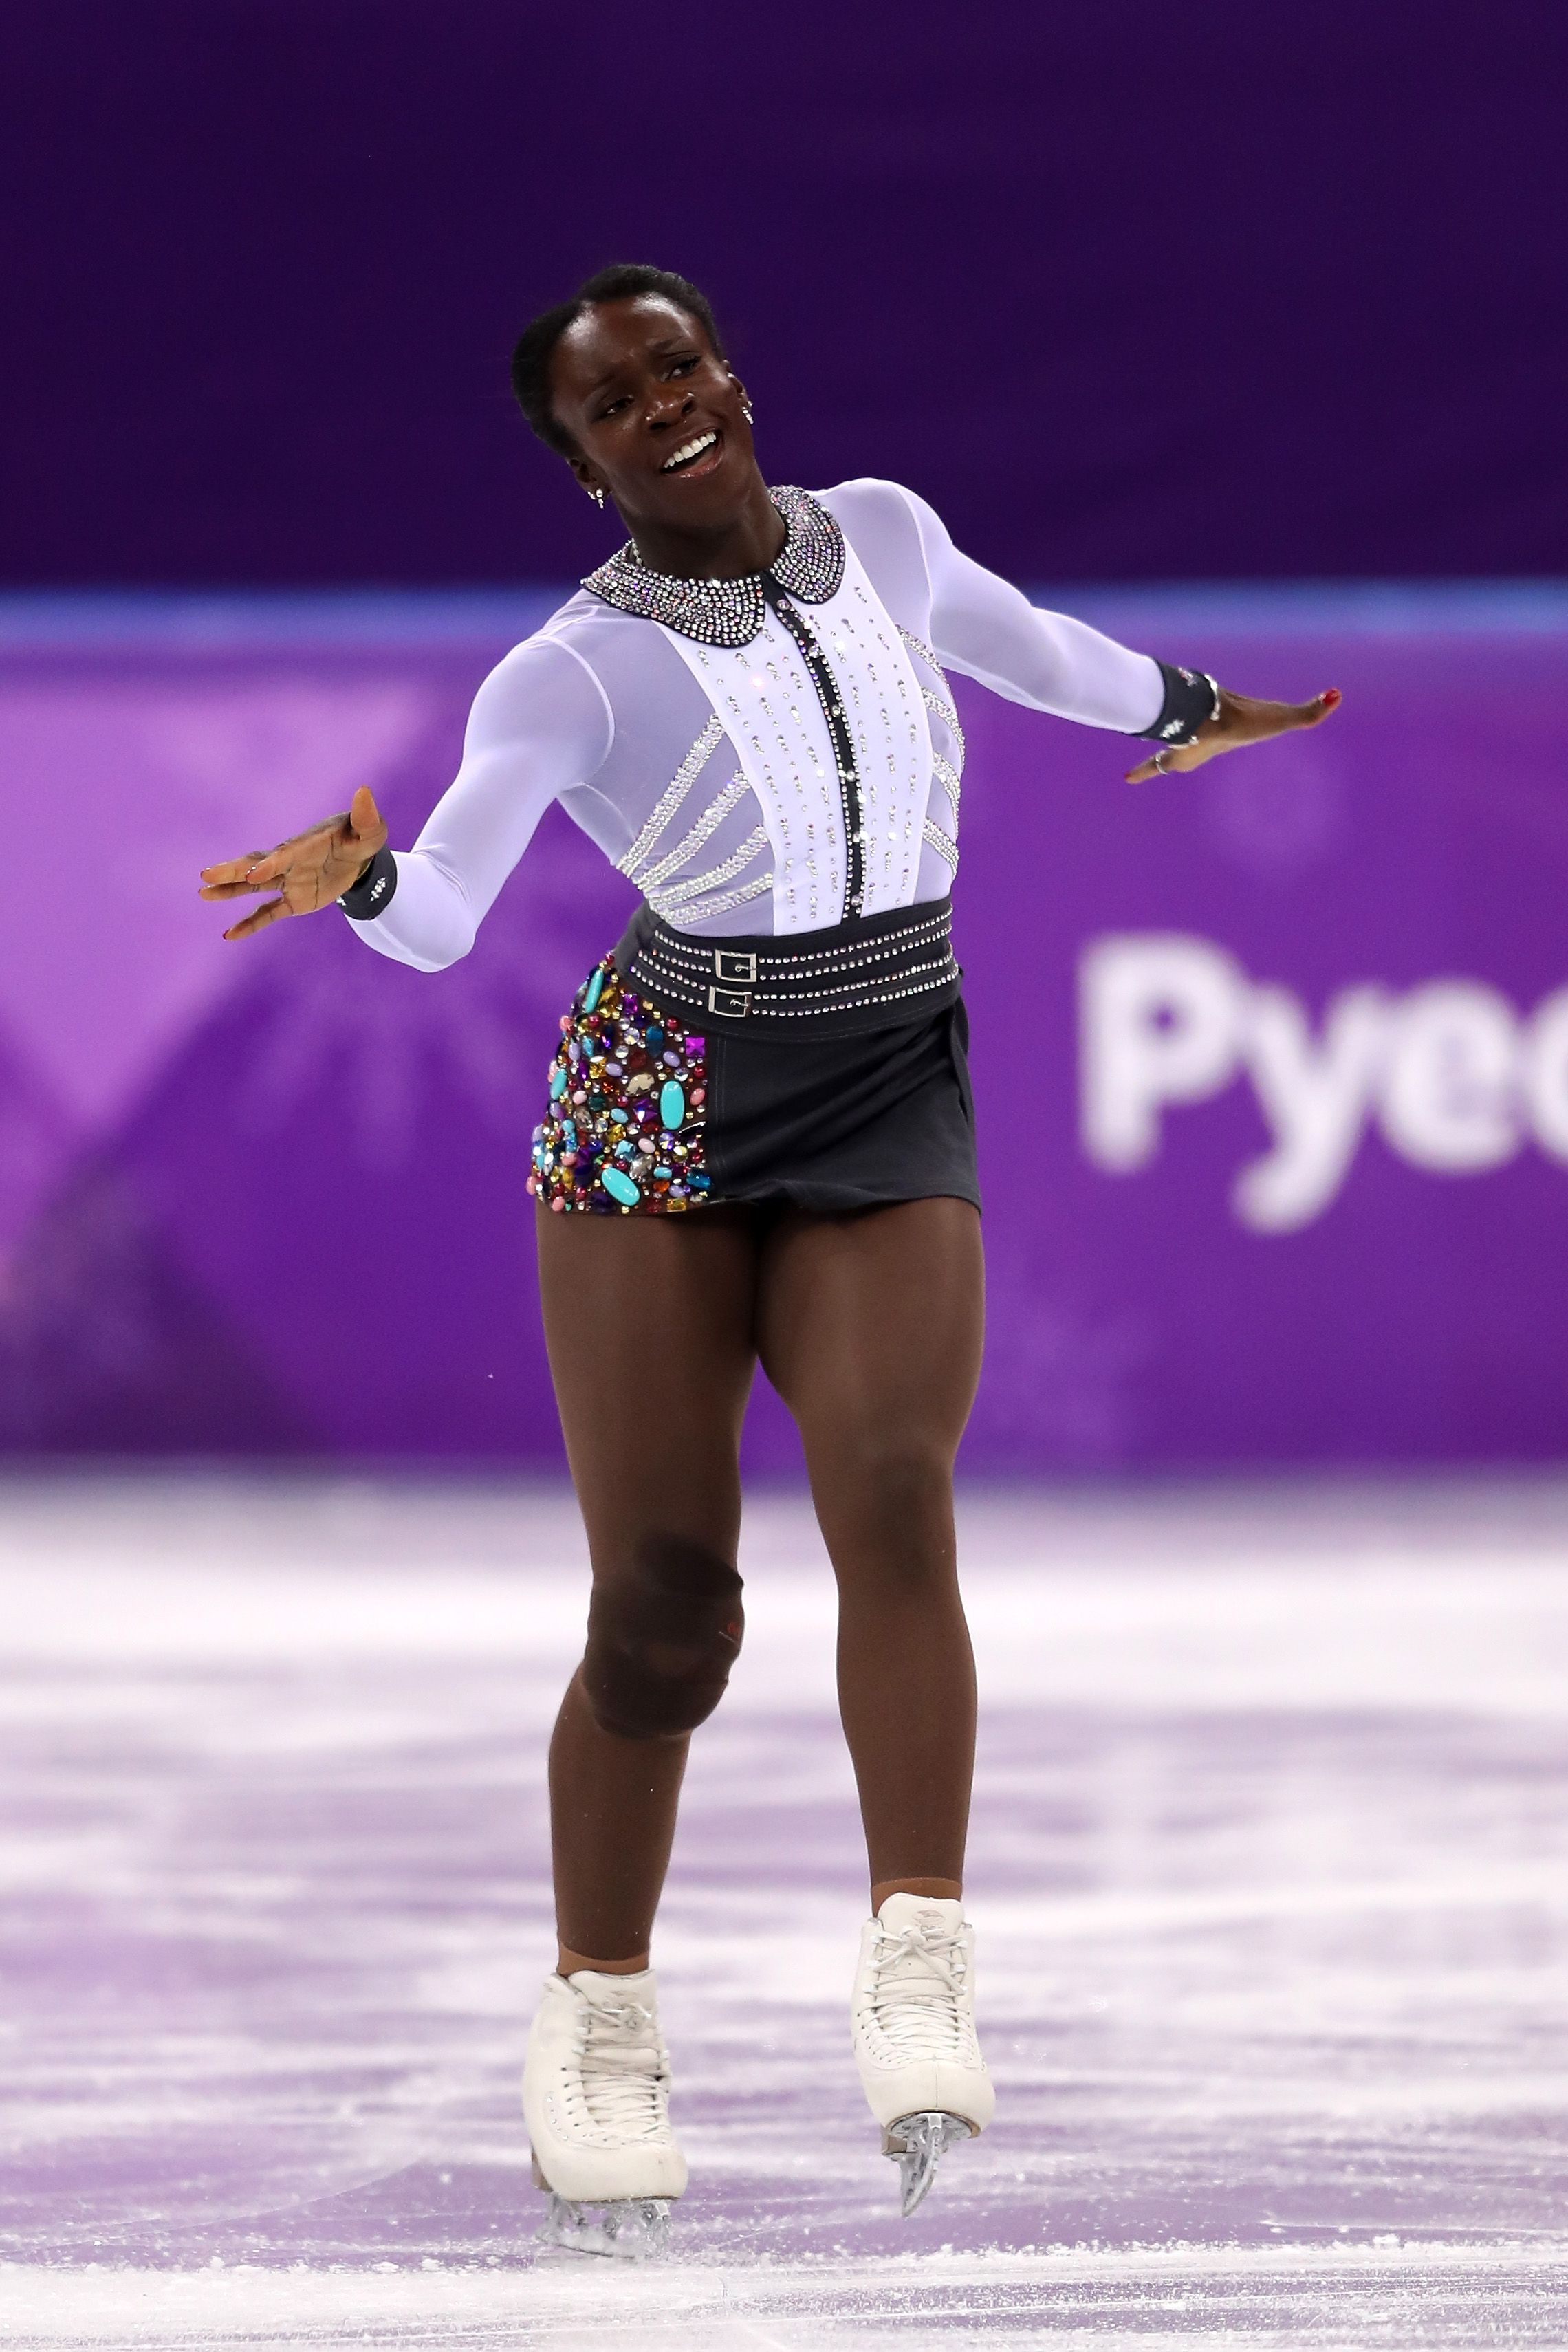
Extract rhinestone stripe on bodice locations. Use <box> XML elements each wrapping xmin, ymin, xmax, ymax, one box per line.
<box><xmin>762</xmin><ymin>577</ymin><xmax>867</xmax><ymax>919</ymax></box>
<box><xmin>899</xmin><ymin>627</ymin><xmax>963</xmax><ymax>873</ymax></box>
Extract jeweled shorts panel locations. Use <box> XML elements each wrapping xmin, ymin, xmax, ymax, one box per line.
<box><xmin>529</xmin><ymin>959</ymin><xmax>711</xmax><ymax>1215</ymax></box>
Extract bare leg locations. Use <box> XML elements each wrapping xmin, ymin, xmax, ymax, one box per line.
<box><xmin>547</xmin><ymin>1679</ymin><xmax>689</xmax><ymax>1974</ymax></box>
<box><xmin>536</xmin><ymin>1204</ymin><xmax>761</xmax><ymax>1969</ymax></box>
<box><xmin>756</xmin><ymin>1198</ymin><xmax>986</xmax><ymax>1906</ymax></box>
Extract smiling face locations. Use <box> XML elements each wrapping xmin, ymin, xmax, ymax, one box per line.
<box><xmin>547</xmin><ymin>295</ymin><xmax>764</xmax><ymax>552</ymax></box>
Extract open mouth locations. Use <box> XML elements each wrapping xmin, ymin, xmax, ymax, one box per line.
<box><xmin>660</xmin><ymin>429</ymin><xmax>721</xmax><ymax>475</ymax></box>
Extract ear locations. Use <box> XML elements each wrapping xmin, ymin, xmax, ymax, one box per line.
<box><xmin>569</xmin><ymin>456</ymin><xmax>598</xmax><ymax>492</ymax></box>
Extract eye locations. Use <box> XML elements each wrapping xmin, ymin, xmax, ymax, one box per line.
<box><xmin>668</xmin><ymin>356</ymin><xmax>699</xmax><ymax>378</ymax></box>
<box><xmin>598</xmin><ymin>394</ymin><xmax>631</xmax><ymax>420</ymax></box>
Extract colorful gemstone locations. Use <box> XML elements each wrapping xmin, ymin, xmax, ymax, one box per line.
<box><xmin>532</xmin><ymin>960</ymin><xmax>708</xmax><ymax>1216</ymax></box>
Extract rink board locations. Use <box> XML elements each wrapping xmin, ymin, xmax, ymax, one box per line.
<box><xmin>1</xmin><ymin>586</ymin><xmax>1565</xmax><ymax>1466</ymax></box>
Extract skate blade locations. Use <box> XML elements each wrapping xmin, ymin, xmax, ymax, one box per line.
<box><xmin>882</xmin><ymin>2110</ymin><xmax>976</xmax><ymax>2217</ymax></box>
<box><xmin>537</xmin><ymin>2189</ymin><xmax>673</xmax><ymax>2260</ymax></box>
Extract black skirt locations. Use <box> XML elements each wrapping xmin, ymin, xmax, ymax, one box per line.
<box><xmin>528</xmin><ymin>911</ymin><xmax>979</xmax><ymax>1218</ymax></box>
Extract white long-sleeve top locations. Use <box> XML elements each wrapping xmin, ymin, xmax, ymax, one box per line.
<box><xmin>350</xmin><ymin>478</ymin><xmax>1164</xmax><ymax>971</ymax></box>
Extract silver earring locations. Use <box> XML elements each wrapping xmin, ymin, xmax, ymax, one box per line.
<box><xmin>585</xmin><ymin>484</ymin><xmax>605</xmax><ymax>508</ymax></box>
<box><xmin>741</xmin><ymin>401</ymin><xmax>754</xmax><ymax>424</ymax></box>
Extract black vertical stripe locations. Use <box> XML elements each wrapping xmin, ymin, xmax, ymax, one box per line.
<box><xmin>763</xmin><ymin>575</ymin><xmax>865</xmax><ymax>921</ymax></box>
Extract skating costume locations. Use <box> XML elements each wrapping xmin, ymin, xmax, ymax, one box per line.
<box><xmin>342</xmin><ymin>479</ymin><xmax>1216</xmax><ymax>1215</ymax></box>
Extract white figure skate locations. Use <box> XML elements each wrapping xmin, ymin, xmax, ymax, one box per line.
<box><xmin>523</xmin><ymin>1967</ymin><xmax>686</xmax><ymax>2256</ymax></box>
<box><xmin>851</xmin><ymin>1893</ymin><xmax>994</xmax><ymax>2214</ymax></box>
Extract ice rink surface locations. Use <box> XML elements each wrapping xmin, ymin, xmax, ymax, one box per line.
<box><xmin>1</xmin><ymin>1475</ymin><xmax>1566</xmax><ymax>2348</ymax></box>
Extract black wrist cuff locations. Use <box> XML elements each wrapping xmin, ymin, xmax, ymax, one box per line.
<box><xmin>340</xmin><ymin>844</ymin><xmax>398</xmax><ymax>921</ymax></box>
<box><xmin>1136</xmin><ymin>662</ymin><xmax>1221</xmax><ymax>748</ymax></box>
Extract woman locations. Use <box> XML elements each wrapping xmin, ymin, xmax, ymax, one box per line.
<box><xmin>201</xmin><ymin>263</ymin><xmax>1339</xmax><ymax>2251</ymax></box>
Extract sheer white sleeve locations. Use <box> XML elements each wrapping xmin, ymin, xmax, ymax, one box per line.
<box><xmin>347</xmin><ymin>635</ymin><xmax>613</xmax><ymax>972</ymax></box>
<box><xmin>901</xmin><ymin>486</ymin><xmax>1164</xmax><ymax>734</ymax></box>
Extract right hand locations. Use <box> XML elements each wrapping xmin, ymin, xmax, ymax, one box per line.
<box><xmin>199</xmin><ymin>785</ymin><xmax>389</xmax><ymax>941</ymax></box>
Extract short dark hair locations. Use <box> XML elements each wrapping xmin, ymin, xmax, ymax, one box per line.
<box><xmin>510</xmin><ymin>265</ymin><xmax>726</xmax><ymax>456</ymax></box>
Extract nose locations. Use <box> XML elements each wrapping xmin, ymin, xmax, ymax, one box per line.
<box><xmin>646</xmin><ymin>384</ymin><xmax>695</xmax><ymax>432</ymax></box>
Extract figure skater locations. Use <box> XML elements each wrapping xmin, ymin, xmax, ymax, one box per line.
<box><xmin>200</xmin><ymin>264</ymin><xmax>1339</xmax><ymax>2252</ymax></box>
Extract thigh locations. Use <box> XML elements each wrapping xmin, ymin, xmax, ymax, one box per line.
<box><xmin>536</xmin><ymin>1203</ymin><xmax>763</xmax><ymax>1565</ymax></box>
<box><xmin>755</xmin><ymin>1197</ymin><xmax>985</xmax><ymax>1470</ymax></box>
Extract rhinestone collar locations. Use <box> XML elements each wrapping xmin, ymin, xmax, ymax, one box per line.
<box><xmin>581</xmin><ymin>486</ymin><xmax>846</xmax><ymax>647</ymax></box>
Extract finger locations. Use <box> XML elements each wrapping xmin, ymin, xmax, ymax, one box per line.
<box><xmin>199</xmin><ymin>851</ymin><xmax>268</xmax><ymax>886</ymax></box>
<box><xmin>348</xmin><ymin>784</ymin><xmax>384</xmax><ymax>842</ymax></box>
<box><xmin>221</xmin><ymin>895</ymin><xmax>290</xmax><ymax>941</ymax></box>
<box><xmin>1295</xmin><ymin>687</ymin><xmax>1342</xmax><ymax>727</ymax></box>
<box><xmin>199</xmin><ymin>877</ymin><xmax>270</xmax><ymax>901</ymax></box>
<box><xmin>1125</xmin><ymin>746</ymin><xmax>1200</xmax><ymax>783</ymax></box>
<box><xmin>241</xmin><ymin>848</ymin><xmax>293</xmax><ymax>887</ymax></box>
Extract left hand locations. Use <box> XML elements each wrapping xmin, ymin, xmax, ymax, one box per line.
<box><xmin>1125</xmin><ymin>686</ymin><xmax>1342</xmax><ymax>782</ymax></box>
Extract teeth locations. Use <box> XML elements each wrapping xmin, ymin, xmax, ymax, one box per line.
<box><xmin>662</xmin><ymin>431</ymin><xmax>717</xmax><ymax>472</ymax></box>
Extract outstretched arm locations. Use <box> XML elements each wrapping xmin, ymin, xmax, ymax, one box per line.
<box><xmin>898</xmin><ymin>486</ymin><xmax>1340</xmax><ymax>767</ymax></box>
<box><xmin>199</xmin><ymin>635</ymin><xmax>612</xmax><ymax>971</ymax></box>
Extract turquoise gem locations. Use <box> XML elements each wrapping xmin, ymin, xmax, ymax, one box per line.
<box><xmin>659</xmin><ymin>1080</ymin><xmax>686</xmax><ymax>1129</ymax></box>
<box><xmin>549</xmin><ymin>1065</ymin><xmax>567</xmax><ymax>1100</ymax></box>
<box><xmin>582</xmin><ymin>966</ymin><xmax>605</xmax><ymax>1014</ymax></box>
<box><xmin>601</xmin><ymin>1167</ymin><xmax>641</xmax><ymax>1207</ymax></box>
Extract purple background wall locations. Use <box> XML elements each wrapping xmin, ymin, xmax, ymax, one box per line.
<box><xmin>3</xmin><ymin>589</ymin><xmax>1566</xmax><ymax>1468</ymax></box>
<box><xmin>2</xmin><ymin>3</ymin><xmax>1565</xmax><ymax>587</ymax></box>
<box><xmin>4</xmin><ymin>7</ymin><xmax>1565</xmax><ymax>1463</ymax></box>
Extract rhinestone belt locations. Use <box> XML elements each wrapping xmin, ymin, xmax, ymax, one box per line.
<box><xmin>614</xmin><ymin>897</ymin><xmax>961</xmax><ymax>1039</ymax></box>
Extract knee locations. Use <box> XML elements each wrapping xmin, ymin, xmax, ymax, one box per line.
<box><xmin>825</xmin><ymin>1424</ymin><xmax>955</xmax><ymax>1522</ymax></box>
<box><xmin>582</xmin><ymin>1534</ymin><xmax>745</xmax><ymax>1741</ymax></box>
<box><xmin>812</xmin><ymin>1428</ymin><xmax>959</xmax><ymax>1591</ymax></box>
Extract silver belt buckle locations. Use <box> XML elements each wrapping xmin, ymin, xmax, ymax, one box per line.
<box><xmin>713</xmin><ymin>950</ymin><xmax>757</xmax><ymax>984</ymax></box>
<box><xmin>707</xmin><ymin>984</ymin><xmax>751</xmax><ymax>1019</ymax></box>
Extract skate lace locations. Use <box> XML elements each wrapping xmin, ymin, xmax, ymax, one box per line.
<box><xmin>569</xmin><ymin>1994</ymin><xmax>669</xmax><ymax>2140</ymax></box>
<box><xmin>867</xmin><ymin>1919</ymin><xmax>971</xmax><ymax>2061</ymax></box>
